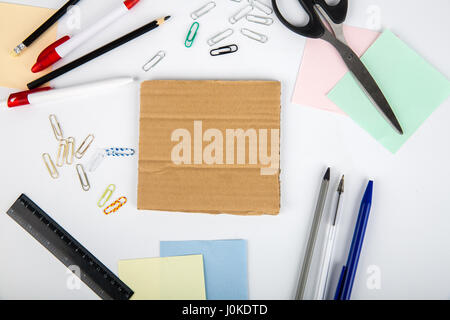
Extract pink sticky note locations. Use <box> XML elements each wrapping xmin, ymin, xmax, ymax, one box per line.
<box><xmin>292</xmin><ymin>25</ymin><xmax>381</xmax><ymax>114</ymax></box>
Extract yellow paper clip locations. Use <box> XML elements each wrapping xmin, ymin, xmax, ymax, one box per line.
<box><xmin>104</xmin><ymin>196</ymin><xmax>127</xmax><ymax>215</ymax></box>
<box><xmin>56</xmin><ymin>139</ymin><xmax>68</xmax><ymax>167</ymax></box>
<box><xmin>98</xmin><ymin>184</ymin><xmax>116</xmax><ymax>208</ymax></box>
<box><xmin>49</xmin><ymin>114</ymin><xmax>63</xmax><ymax>140</ymax></box>
<box><xmin>75</xmin><ymin>134</ymin><xmax>94</xmax><ymax>159</ymax></box>
<box><xmin>42</xmin><ymin>153</ymin><xmax>59</xmax><ymax>179</ymax></box>
<box><xmin>76</xmin><ymin>164</ymin><xmax>90</xmax><ymax>191</ymax></box>
<box><xmin>66</xmin><ymin>137</ymin><xmax>75</xmax><ymax>165</ymax></box>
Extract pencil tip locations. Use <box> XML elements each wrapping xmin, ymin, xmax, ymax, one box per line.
<box><xmin>164</xmin><ymin>15</ymin><xmax>171</xmax><ymax>21</ymax></box>
<box><xmin>324</xmin><ymin>167</ymin><xmax>330</xmax><ymax>181</ymax></box>
<box><xmin>338</xmin><ymin>175</ymin><xmax>345</xmax><ymax>193</ymax></box>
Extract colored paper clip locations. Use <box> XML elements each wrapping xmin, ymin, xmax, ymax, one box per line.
<box><xmin>104</xmin><ymin>196</ymin><xmax>127</xmax><ymax>215</ymax></box>
<box><xmin>229</xmin><ymin>4</ymin><xmax>254</xmax><ymax>24</ymax></box>
<box><xmin>98</xmin><ymin>184</ymin><xmax>116</xmax><ymax>208</ymax></box>
<box><xmin>105</xmin><ymin>147</ymin><xmax>136</xmax><ymax>157</ymax></box>
<box><xmin>76</xmin><ymin>164</ymin><xmax>90</xmax><ymax>191</ymax></box>
<box><xmin>75</xmin><ymin>134</ymin><xmax>94</xmax><ymax>159</ymax></box>
<box><xmin>42</xmin><ymin>153</ymin><xmax>59</xmax><ymax>179</ymax></box>
<box><xmin>185</xmin><ymin>22</ymin><xmax>200</xmax><ymax>48</ymax></box>
<box><xmin>56</xmin><ymin>139</ymin><xmax>68</xmax><ymax>167</ymax></box>
<box><xmin>241</xmin><ymin>28</ymin><xmax>268</xmax><ymax>43</ymax></box>
<box><xmin>66</xmin><ymin>137</ymin><xmax>75</xmax><ymax>165</ymax></box>
<box><xmin>207</xmin><ymin>28</ymin><xmax>234</xmax><ymax>46</ymax></box>
<box><xmin>49</xmin><ymin>114</ymin><xmax>63</xmax><ymax>140</ymax></box>
<box><xmin>142</xmin><ymin>51</ymin><xmax>165</xmax><ymax>72</ymax></box>
<box><xmin>210</xmin><ymin>44</ymin><xmax>239</xmax><ymax>56</ymax></box>
<box><xmin>191</xmin><ymin>1</ymin><xmax>216</xmax><ymax>20</ymax></box>
<box><xmin>246</xmin><ymin>14</ymin><xmax>273</xmax><ymax>25</ymax></box>
<box><xmin>248</xmin><ymin>0</ymin><xmax>273</xmax><ymax>15</ymax></box>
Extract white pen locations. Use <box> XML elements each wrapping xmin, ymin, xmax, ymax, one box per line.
<box><xmin>314</xmin><ymin>175</ymin><xmax>345</xmax><ymax>300</ymax></box>
<box><xmin>1</xmin><ymin>77</ymin><xmax>135</xmax><ymax>109</ymax></box>
<box><xmin>32</xmin><ymin>0</ymin><xmax>141</xmax><ymax>73</ymax></box>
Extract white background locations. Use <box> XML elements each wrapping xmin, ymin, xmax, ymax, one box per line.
<box><xmin>0</xmin><ymin>0</ymin><xmax>449</xmax><ymax>300</ymax></box>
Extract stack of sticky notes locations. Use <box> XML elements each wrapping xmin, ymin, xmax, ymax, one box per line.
<box><xmin>293</xmin><ymin>27</ymin><xmax>450</xmax><ymax>153</ymax></box>
<box><xmin>118</xmin><ymin>239</ymin><xmax>248</xmax><ymax>300</ymax></box>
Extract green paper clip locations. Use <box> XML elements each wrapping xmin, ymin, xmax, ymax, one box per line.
<box><xmin>185</xmin><ymin>22</ymin><xmax>200</xmax><ymax>48</ymax></box>
<box><xmin>98</xmin><ymin>184</ymin><xmax>116</xmax><ymax>208</ymax></box>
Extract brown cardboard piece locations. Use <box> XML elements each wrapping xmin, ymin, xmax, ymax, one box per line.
<box><xmin>138</xmin><ymin>80</ymin><xmax>281</xmax><ymax>215</ymax></box>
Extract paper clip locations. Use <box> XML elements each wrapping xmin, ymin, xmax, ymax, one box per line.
<box><xmin>98</xmin><ymin>184</ymin><xmax>116</xmax><ymax>208</ymax></box>
<box><xmin>104</xmin><ymin>196</ymin><xmax>127</xmax><ymax>215</ymax></box>
<box><xmin>56</xmin><ymin>139</ymin><xmax>68</xmax><ymax>167</ymax></box>
<box><xmin>248</xmin><ymin>0</ymin><xmax>273</xmax><ymax>15</ymax></box>
<box><xmin>229</xmin><ymin>4</ymin><xmax>254</xmax><ymax>24</ymax></box>
<box><xmin>142</xmin><ymin>51</ymin><xmax>165</xmax><ymax>72</ymax></box>
<box><xmin>207</xmin><ymin>28</ymin><xmax>234</xmax><ymax>46</ymax></box>
<box><xmin>75</xmin><ymin>134</ymin><xmax>94</xmax><ymax>159</ymax></box>
<box><xmin>42</xmin><ymin>153</ymin><xmax>59</xmax><ymax>179</ymax></box>
<box><xmin>185</xmin><ymin>22</ymin><xmax>200</xmax><ymax>48</ymax></box>
<box><xmin>246</xmin><ymin>14</ymin><xmax>273</xmax><ymax>25</ymax></box>
<box><xmin>105</xmin><ymin>148</ymin><xmax>136</xmax><ymax>157</ymax></box>
<box><xmin>241</xmin><ymin>28</ymin><xmax>268</xmax><ymax>43</ymax></box>
<box><xmin>49</xmin><ymin>114</ymin><xmax>63</xmax><ymax>140</ymax></box>
<box><xmin>210</xmin><ymin>44</ymin><xmax>239</xmax><ymax>56</ymax></box>
<box><xmin>191</xmin><ymin>1</ymin><xmax>216</xmax><ymax>20</ymax></box>
<box><xmin>76</xmin><ymin>164</ymin><xmax>90</xmax><ymax>191</ymax></box>
<box><xmin>66</xmin><ymin>137</ymin><xmax>75</xmax><ymax>165</ymax></box>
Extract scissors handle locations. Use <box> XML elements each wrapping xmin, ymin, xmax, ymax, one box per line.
<box><xmin>271</xmin><ymin>0</ymin><xmax>348</xmax><ymax>38</ymax></box>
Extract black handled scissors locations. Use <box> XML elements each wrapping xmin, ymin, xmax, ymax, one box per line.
<box><xmin>272</xmin><ymin>0</ymin><xmax>403</xmax><ymax>135</ymax></box>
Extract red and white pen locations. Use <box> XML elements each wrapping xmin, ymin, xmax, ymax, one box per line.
<box><xmin>1</xmin><ymin>77</ymin><xmax>135</xmax><ymax>108</ymax></box>
<box><xmin>32</xmin><ymin>0</ymin><xmax>140</xmax><ymax>73</ymax></box>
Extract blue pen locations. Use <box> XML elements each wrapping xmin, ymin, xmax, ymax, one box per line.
<box><xmin>334</xmin><ymin>180</ymin><xmax>373</xmax><ymax>300</ymax></box>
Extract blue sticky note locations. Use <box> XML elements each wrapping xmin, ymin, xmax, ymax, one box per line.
<box><xmin>160</xmin><ymin>240</ymin><xmax>248</xmax><ymax>300</ymax></box>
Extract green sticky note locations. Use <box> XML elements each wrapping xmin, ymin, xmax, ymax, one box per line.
<box><xmin>328</xmin><ymin>30</ymin><xmax>450</xmax><ymax>153</ymax></box>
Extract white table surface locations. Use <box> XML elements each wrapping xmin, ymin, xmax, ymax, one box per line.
<box><xmin>0</xmin><ymin>0</ymin><xmax>449</xmax><ymax>300</ymax></box>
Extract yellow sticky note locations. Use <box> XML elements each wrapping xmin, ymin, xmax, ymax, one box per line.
<box><xmin>118</xmin><ymin>255</ymin><xmax>206</xmax><ymax>300</ymax></box>
<box><xmin>0</xmin><ymin>3</ymin><xmax>58</xmax><ymax>89</ymax></box>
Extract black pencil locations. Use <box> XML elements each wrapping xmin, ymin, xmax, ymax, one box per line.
<box><xmin>27</xmin><ymin>16</ymin><xmax>171</xmax><ymax>90</ymax></box>
<box><xmin>11</xmin><ymin>0</ymin><xmax>82</xmax><ymax>56</ymax></box>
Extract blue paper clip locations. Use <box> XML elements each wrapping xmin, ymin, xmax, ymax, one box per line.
<box><xmin>105</xmin><ymin>148</ymin><xmax>135</xmax><ymax>157</ymax></box>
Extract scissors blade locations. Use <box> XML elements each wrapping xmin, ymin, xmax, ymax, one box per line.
<box><xmin>331</xmin><ymin>40</ymin><xmax>404</xmax><ymax>135</ymax></box>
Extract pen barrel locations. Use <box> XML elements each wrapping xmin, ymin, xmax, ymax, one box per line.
<box><xmin>28</xmin><ymin>19</ymin><xmax>160</xmax><ymax>90</ymax></box>
<box><xmin>295</xmin><ymin>178</ymin><xmax>329</xmax><ymax>300</ymax></box>
<box><xmin>340</xmin><ymin>201</ymin><xmax>372</xmax><ymax>300</ymax></box>
<box><xmin>57</xmin><ymin>4</ymin><xmax>129</xmax><ymax>57</ymax></box>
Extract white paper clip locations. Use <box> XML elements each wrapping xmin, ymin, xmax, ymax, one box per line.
<box><xmin>86</xmin><ymin>148</ymin><xmax>107</xmax><ymax>172</ymax></box>
<box><xmin>247</xmin><ymin>0</ymin><xmax>273</xmax><ymax>15</ymax></box>
<box><xmin>191</xmin><ymin>1</ymin><xmax>216</xmax><ymax>20</ymax></box>
<box><xmin>246</xmin><ymin>14</ymin><xmax>273</xmax><ymax>25</ymax></box>
<box><xmin>143</xmin><ymin>51</ymin><xmax>165</xmax><ymax>72</ymax></box>
<box><xmin>229</xmin><ymin>4</ymin><xmax>254</xmax><ymax>24</ymax></box>
<box><xmin>241</xmin><ymin>28</ymin><xmax>268</xmax><ymax>43</ymax></box>
<box><xmin>207</xmin><ymin>28</ymin><xmax>234</xmax><ymax>46</ymax></box>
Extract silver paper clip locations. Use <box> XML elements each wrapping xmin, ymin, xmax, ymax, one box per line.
<box><xmin>76</xmin><ymin>164</ymin><xmax>90</xmax><ymax>191</ymax></box>
<box><xmin>56</xmin><ymin>139</ymin><xmax>68</xmax><ymax>167</ymax></box>
<box><xmin>143</xmin><ymin>51</ymin><xmax>165</xmax><ymax>72</ymax></box>
<box><xmin>42</xmin><ymin>153</ymin><xmax>59</xmax><ymax>179</ymax></box>
<box><xmin>246</xmin><ymin>14</ymin><xmax>273</xmax><ymax>25</ymax></box>
<box><xmin>75</xmin><ymin>134</ymin><xmax>94</xmax><ymax>159</ymax></box>
<box><xmin>191</xmin><ymin>1</ymin><xmax>216</xmax><ymax>20</ymax></box>
<box><xmin>248</xmin><ymin>0</ymin><xmax>273</xmax><ymax>15</ymax></box>
<box><xmin>207</xmin><ymin>28</ymin><xmax>234</xmax><ymax>46</ymax></box>
<box><xmin>241</xmin><ymin>28</ymin><xmax>268</xmax><ymax>43</ymax></box>
<box><xmin>49</xmin><ymin>114</ymin><xmax>63</xmax><ymax>140</ymax></box>
<box><xmin>66</xmin><ymin>137</ymin><xmax>75</xmax><ymax>165</ymax></box>
<box><xmin>210</xmin><ymin>44</ymin><xmax>239</xmax><ymax>56</ymax></box>
<box><xmin>229</xmin><ymin>4</ymin><xmax>254</xmax><ymax>24</ymax></box>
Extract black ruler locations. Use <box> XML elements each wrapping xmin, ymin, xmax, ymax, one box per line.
<box><xmin>6</xmin><ymin>194</ymin><xmax>134</xmax><ymax>300</ymax></box>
